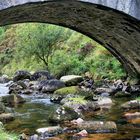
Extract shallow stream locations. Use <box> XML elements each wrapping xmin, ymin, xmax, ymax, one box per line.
<box><xmin>0</xmin><ymin>84</ymin><xmax>140</xmax><ymax>140</ymax></box>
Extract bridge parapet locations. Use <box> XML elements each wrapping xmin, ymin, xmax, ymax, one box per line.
<box><xmin>0</xmin><ymin>0</ymin><xmax>140</xmax><ymax>20</ymax></box>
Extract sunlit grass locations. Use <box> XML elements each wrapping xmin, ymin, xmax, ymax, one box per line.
<box><xmin>136</xmin><ymin>97</ymin><xmax>140</xmax><ymax>101</ymax></box>
<box><xmin>0</xmin><ymin>129</ymin><xmax>18</xmax><ymax>140</ymax></box>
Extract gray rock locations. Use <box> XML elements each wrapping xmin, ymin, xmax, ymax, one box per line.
<box><xmin>124</xmin><ymin>112</ymin><xmax>140</xmax><ymax>120</ymax></box>
<box><xmin>49</xmin><ymin>106</ymin><xmax>79</xmax><ymax>123</ymax></box>
<box><xmin>77</xmin><ymin>121</ymin><xmax>117</xmax><ymax>133</ymax></box>
<box><xmin>121</xmin><ymin>100</ymin><xmax>140</xmax><ymax>109</ymax></box>
<box><xmin>36</xmin><ymin>126</ymin><xmax>63</xmax><ymax>137</ymax></box>
<box><xmin>30</xmin><ymin>134</ymin><xmax>39</xmax><ymax>140</ymax></box>
<box><xmin>60</xmin><ymin>75</ymin><xmax>83</xmax><ymax>86</ymax></box>
<box><xmin>61</xmin><ymin>96</ymin><xmax>100</xmax><ymax>114</ymax></box>
<box><xmin>0</xmin><ymin>94</ymin><xmax>26</xmax><ymax>106</ymax></box>
<box><xmin>32</xmin><ymin>70</ymin><xmax>54</xmax><ymax>81</ymax></box>
<box><xmin>13</xmin><ymin>70</ymin><xmax>31</xmax><ymax>82</ymax></box>
<box><xmin>0</xmin><ymin>75</ymin><xmax>10</xmax><ymax>84</ymax></box>
<box><xmin>0</xmin><ymin>113</ymin><xmax>14</xmax><ymax>122</ymax></box>
<box><xmin>97</xmin><ymin>97</ymin><xmax>113</xmax><ymax>106</ymax></box>
<box><xmin>39</xmin><ymin>79</ymin><xmax>65</xmax><ymax>93</ymax></box>
<box><xmin>95</xmin><ymin>87</ymin><xmax>116</xmax><ymax>95</ymax></box>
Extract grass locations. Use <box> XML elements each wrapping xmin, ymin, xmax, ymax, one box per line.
<box><xmin>136</xmin><ymin>97</ymin><xmax>140</xmax><ymax>101</ymax></box>
<box><xmin>54</xmin><ymin>86</ymin><xmax>80</xmax><ymax>95</ymax></box>
<box><xmin>0</xmin><ymin>129</ymin><xmax>18</xmax><ymax>140</ymax></box>
<box><xmin>69</xmin><ymin>96</ymin><xmax>87</xmax><ymax>104</ymax></box>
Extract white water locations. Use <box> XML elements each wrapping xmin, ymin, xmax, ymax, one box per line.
<box><xmin>0</xmin><ymin>83</ymin><xmax>9</xmax><ymax>96</ymax></box>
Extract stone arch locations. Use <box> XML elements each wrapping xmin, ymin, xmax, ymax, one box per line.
<box><xmin>0</xmin><ymin>0</ymin><xmax>140</xmax><ymax>78</ymax></box>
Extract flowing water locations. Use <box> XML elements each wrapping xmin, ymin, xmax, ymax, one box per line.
<box><xmin>0</xmin><ymin>84</ymin><xmax>140</xmax><ymax>140</ymax></box>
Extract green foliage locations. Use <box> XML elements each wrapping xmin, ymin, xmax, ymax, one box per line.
<box><xmin>16</xmin><ymin>23</ymin><xmax>73</xmax><ymax>69</ymax></box>
<box><xmin>0</xmin><ymin>23</ymin><xmax>126</xmax><ymax>79</ymax></box>
<box><xmin>0</xmin><ymin>129</ymin><xmax>18</xmax><ymax>140</ymax></box>
<box><xmin>136</xmin><ymin>97</ymin><xmax>140</xmax><ymax>101</ymax></box>
<box><xmin>0</xmin><ymin>27</ymin><xmax>5</xmax><ymax>41</ymax></box>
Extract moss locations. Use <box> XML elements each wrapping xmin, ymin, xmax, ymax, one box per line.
<box><xmin>69</xmin><ymin>96</ymin><xmax>87</xmax><ymax>104</ymax></box>
<box><xmin>54</xmin><ymin>86</ymin><xmax>80</xmax><ymax>95</ymax></box>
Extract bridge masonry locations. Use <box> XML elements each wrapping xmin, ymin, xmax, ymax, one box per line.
<box><xmin>0</xmin><ymin>0</ymin><xmax>140</xmax><ymax>79</ymax></box>
<box><xmin>0</xmin><ymin>0</ymin><xmax>140</xmax><ymax>20</ymax></box>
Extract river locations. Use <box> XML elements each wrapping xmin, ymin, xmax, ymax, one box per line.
<box><xmin>0</xmin><ymin>84</ymin><xmax>140</xmax><ymax>140</ymax></box>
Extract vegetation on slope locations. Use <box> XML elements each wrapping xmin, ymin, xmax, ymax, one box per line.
<box><xmin>0</xmin><ymin>23</ymin><xmax>126</xmax><ymax>79</ymax></box>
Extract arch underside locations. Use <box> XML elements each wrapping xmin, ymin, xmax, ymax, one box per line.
<box><xmin>0</xmin><ymin>1</ymin><xmax>140</xmax><ymax>78</ymax></box>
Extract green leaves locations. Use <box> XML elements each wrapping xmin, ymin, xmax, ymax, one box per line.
<box><xmin>0</xmin><ymin>23</ymin><xmax>126</xmax><ymax>79</ymax></box>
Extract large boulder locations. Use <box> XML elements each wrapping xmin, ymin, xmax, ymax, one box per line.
<box><xmin>95</xmin><ymin>97</ymin><xmax>113</xmax><ymax>107</ymax></box>
<box><xmin>121</xmin><ymin>100</ymin><xmax>140</xmax><ymax>109</ymax></box>
<box><xmin>36</xmin><ymin>126</ymin><xmax>63</xmax><ymax>137</ymax></box>
<box><xmin>49</xmin><ymin>106</ymin><xmax>79</xmax><ymax>123</ymax></box>
<box><xmin>0</xmin><ymin>113</ymin><xmax>14</xmax><ymax>122</ymax></box>
<box><xmin>39</xmin><ymin>79</ymin><xmax>65</xmax><ymax>93</ymax></box>
<box><xmin>124</xmin><ymin>112</ymin><xmax>140</xmax><ymax>120</ymax></box>
<box><xmin>77</xmin><ymin>121</ymin><xmax>117</xmax><ymax>133</ymax></box>
<box><xmin>0</xmin><ymin>94</ymin><xmax>26</xmax><ymax>106</ymax></box>
<box><xmin>95</xmin><ymin>87</ymin><xmax>116</xmax><ymax>95</ymax></box>
<box><xmin>32</xmin><ymin>70</ymin><xmax>54</xmax><ymax>81</ymax></box>
<box><xmin>61</xmin><ymin>95</ymin><xmax>100</xmax><ymax>114</ymax></box>
<box><xmin>124</xmin><ymin>112</ymin><xmax>140</xmax><ymax>126</ymax></box>
<box><xmin>60</xmin><ymin>75</ymin><xmax>83</xmax><ymax>86</ymax></box>
<box><xmin>0</xmin><ymin>75</ymin><xmax>10</xmax><ymax>84</ymax></box>
<box><xmin>8</xmin><ymin>82</ymin><xmax>23</xmax><ymax>94</ymax></box>
<box><xmin>13</xmin><ymin>70</ymin><xmax>31</xmax><ymax>82</ymax></box>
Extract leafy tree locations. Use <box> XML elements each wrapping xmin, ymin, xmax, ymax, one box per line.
<box><xmin>16</xmin><ymin>23</ymin><xmax>73</xmax><ymax>70</ymax></box>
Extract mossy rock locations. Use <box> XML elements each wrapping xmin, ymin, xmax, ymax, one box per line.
<box><xmin>54</xmin><ymin>86</ymin><xmax>80</xmax><ymax>95</ymax></box>
<box><xmin>54</xmin><ymin>86</ymin><xmax>94</xmax><ymax>97</ymax></box>
<box><xmin>61</xmin><ymin>95</ymin><xmax>87</xmax><ymax>105</ymax></box>
<box><xmin>0</xmin><ymin>94</ymin><xmax>26</xmax><ymax>106</ymax></box>
<box><xmin>60</xmin><ymin>75</ymin><xmax>83</xmax><ymax>86</ymax></box>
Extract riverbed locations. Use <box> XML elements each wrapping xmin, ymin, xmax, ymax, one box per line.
<box><xmin>0</xmin><ymin>84</ymin><xmax>140</xmax><ymax>140</ymax></box>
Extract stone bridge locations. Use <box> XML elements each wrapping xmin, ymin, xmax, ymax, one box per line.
<box><xmin>0</xmin><ymin>0</ymin><xmax>140</xmax><ymax>78</ymax></box>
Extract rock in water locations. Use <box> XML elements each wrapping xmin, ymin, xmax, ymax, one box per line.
<box><xmin>0</xmin><ymin>94</ymin><xmax>26</xmax><ymax>106</ymax></box>
<box><xmin>0</xmin><ymin>113</ymin><xmax>14</xmax><ymax>122</ymax></box>
<box><xmin>36</xmin><ymin>126</ymin><xmax>62</xmax><ymax>136</ymax></box>
<box><xmin>49</xmin><ymin>107</ymin><xmax>79</xmax><ymax>123</ymax></box>
<box><xmin>13</xmin><ymin>70</ymin><xmax>31</xmax><ymax>82</ymax></box>
<box><xmin>121</xmin><ymin>100</ymin><xmax>140</xmax><ymax>109</ymax></box>
<box><xmin>96</xmin><ymin>97</ymin><xmax>113</xmax><ymax>106</ymax></box>
<box><xmin>39</xmin><ymin>79</ymin><xmax>65</xmax><ymax>93</ymax></box>
<box><xmin>95</xmin><ymin>87</ymin><xmax>115</xmax><ymax>95</ymax></box>
<box><xmin>77</xmin><ymin>121</ymin><xmax>117</xmax><ymax>133</ymax></box>
<box><xmin>60</xmin><ymin>75</ymin><xmax>83</xmax><ymax>86</ymax></box>
<box><xmin>124</xmin><ymin>112</ymin><xmax>140</xmax><ymax>120</ymax></box>
<box><xmin>74</xmin><ymin>129</ymin><xmax>88</xmax><ymax>137</ymax></box>
<box><xmin>0</xmin><ymin>75</ymin><xmax>10</xmax><ymax>84</ymax></box>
